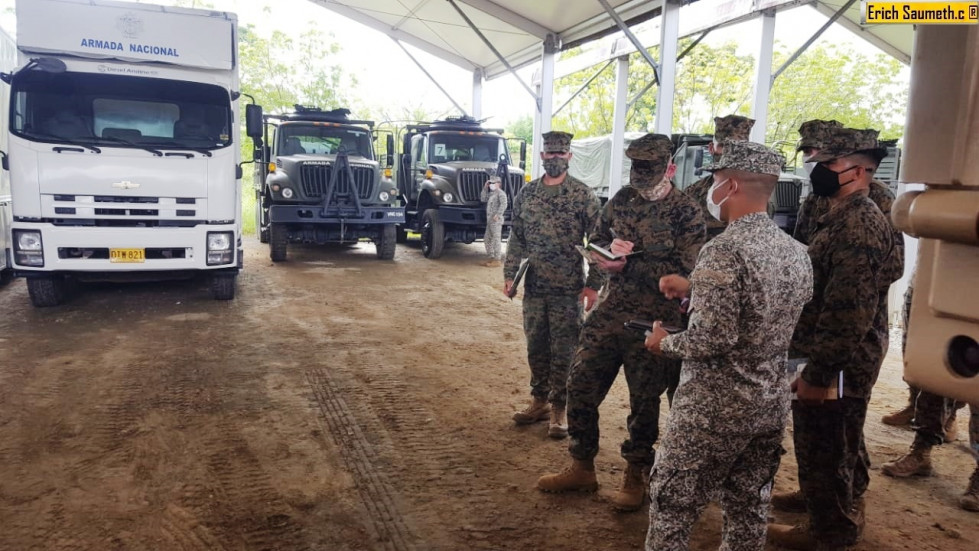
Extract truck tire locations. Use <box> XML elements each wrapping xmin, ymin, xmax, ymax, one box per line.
<box><xmin>376</xmin><ymin>224</ymin><xmax>396</xmax><ymax>260</ymax></box>
<box><xmin>27</xmin><ymin>275</ymin><xmax>67</xmax><ymax>307</ymax></box>
<box><xmin>395</xmin><ymin>226</ymin><xmax>408</xmax><ymax>244</ymax></box>
<box><xmin>210</xmin><ymin>273</ymin><xmax>236</xmax><ymax>300</ymax></box>
<box><xmin>258</xmin><ymin>192</ymin><xmax>270</xmax><ymax>243</ymax></box>
<box><xmin>0</xmin><ymin>268</ymin><xmax>12</xmax><ymax>286</ymax></box>
<box><xmin>420</xmin><ymin>209</ymin><xmax>445</xmax><ymax>259</ymax></box>
<box><xmin>270</xmin><ymin>223</ymin><xmax>288</xmax><ymax>262</ymax></box>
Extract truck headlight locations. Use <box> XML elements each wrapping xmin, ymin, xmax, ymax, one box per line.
<box><xmin>443</xmin><ymin>192</ymin><xmax>454</xmax><ymax>203</ymax></box>
<box><xmin>13</xmin><ymin>230</ymin><xmax>44</xmax><ymax>267</ymax></box>
<box><xmin>281</xmin><ymin>187</ymin><xmax>294</xmax><ymax>199</ymax></box>
<box><xmin>207</xmin><ymin>231</ymin><xmax>234</xmax><ymax>265</ymax></box>
<box><xmin>379</xmin><ymin>191</ymin><xmax>390</xmax><ymax>202</ymax></box>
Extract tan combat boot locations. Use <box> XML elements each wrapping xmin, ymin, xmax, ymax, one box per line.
<box><xmin>770</xmin><ymin>489</ymin><xmax>808</xmax><ymax>513</ymax></box>
<box><xmin>513</xmin><ymin>396</ymin><xmax>550</xmax><ymax>425</ymax></box>
<box><xmin>766</xmin><ymin>522</ymin><xmax>817</xmax><ymax>551</ymax></box>
<box><xmin>609</xmin><ymin>463</ymin><xmax>647</xmax><ymax>511</ymax></box>
<box><xmin>881</xmin><ymin>404</ymin><xmax>915</xmax><ymax>426</ymax></box>
<box><xmin>944</xmin><ymin>415</ymin><xmax>959</xmax><ymax>442</ymax></box>
<box><xmin>547</xmin><ymin>405</ymin><xmax>568</xmax><ymax>439</ymax></box>
<box><xmin>961</xmin><ymin>468</ymin><xmax>979</xmax><ymax>512</ymax></box>
<box><xmin>881</xmin><ymin>447</ymin><xmax>933</xmax><ymax>478</ymax></box>
<box><xmin>537</xmin><ymin>459</ymin><xmax>598</xmax><ymax>493</ymax></box>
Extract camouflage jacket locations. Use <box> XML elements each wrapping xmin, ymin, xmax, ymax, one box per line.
<box><xmin>504</xmin><ymin>174</ymin><xmax>602</xmax><ymax>295</ymax></box>
<box><xmin>481</xmin><ymin>187</ymin><xmax>508</xmax><ymax>223</ymax></box>
<box><xmin>790</xmin><ymin>191</ymin><xmax>903</xmax><ymax>397</ymax></box>
<box><xmin>794</xmin><ymin>180</ymin><xmax>899</xmax><ymax>250</ymax></box>
<box><xmin>684</xmin><ymin>175</ymin><xmax>727</xmax><ymax>242</ymax></box>
<box><xmin>587</xmin><ymin>185</ymin><xmax>704</xmax><ymax>324</ymax></box>
<box><xmin>661</xmin><ymin>213</ymin><xmax>812</xmax><ymax>434</ymax></box>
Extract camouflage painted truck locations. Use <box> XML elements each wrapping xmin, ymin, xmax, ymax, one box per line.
<box><xmin>251</xmin><ymin>105</ymin><xmax>404</xmax><ymax>261</ymax></box>
<box><xmin>394</xmin><ymin>116</ymin><xmax>526</xmax><ymax>259</ymax></box>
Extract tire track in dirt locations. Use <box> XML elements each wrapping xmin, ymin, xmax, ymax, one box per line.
<box><xmin>305</xmin><ymin>367</ymin><xmax>417</xmax><ymax>551</ymax></box>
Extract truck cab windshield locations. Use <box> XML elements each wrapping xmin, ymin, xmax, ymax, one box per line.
<box><xmin>10</xmin><ymin>71</ymin><xmax>233</xmax><ymax>151</ymax></box>
<box><xmin>428</xmin><ymin>134</ymin><xmax>508</xmax><ymax>164</ymax></box>
<box><xmin>276</xmin><ymin>125</ymin><xmax>373</xmax><ymax>159</ymax></box>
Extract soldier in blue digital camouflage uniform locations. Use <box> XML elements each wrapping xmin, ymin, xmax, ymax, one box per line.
<box><xmin>768</xmin><ymin>128</ymin><xmax>903</xmax><ymax>551</ymax></box>
<box><xmin>480</xmin><ymin>173</ymin><xmax>508</xmax><ymax>267</ymax></box>
<box><xmin>503</xmin><ymin>131</ymin><xmax>603</xmax><ymax>438</ymax></box>
<box><xmin>642</xmin><ymin>140</ymin><xmax>811</xmax><ymax>551</ymax></box>
<box><xmin>537</xmin><ymin>134</ymin><xmax>705</xmax><ymax>511</ymax></box>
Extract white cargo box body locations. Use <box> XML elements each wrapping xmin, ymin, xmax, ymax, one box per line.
<box><xmin>0</xmin><ymin>27</ymin><xmax>15</xmax><ymax>275</ymax></box>
<box><xmin>17</xmin><ymin>0</ymin><xmax>235</xmax><ymax>70</ymax></box>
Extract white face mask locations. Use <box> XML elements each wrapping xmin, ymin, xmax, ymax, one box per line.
<box><xmin>489</xmin><ymin>183</ymin><xmax>499</xmax><ymax>191</ymax></box>
<box><xmin>804</xmin><ymin>162</ymin><xmax>817</xmax><ymax>175</ymax></box>
<box><xmin>706</xmin><ymin>177</ymin><xmax>733</xmax><ymax>221</ymax></box>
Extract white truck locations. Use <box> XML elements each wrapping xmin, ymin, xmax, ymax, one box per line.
<box><xmin>0</xmin><ymin>26</ymin><xmax>15</xmax><ymax>286</ymax></box>
<box><xmin>1</xmin><ymin>0</ymin><xmax>243</xmax><ymax>306</ymax></box>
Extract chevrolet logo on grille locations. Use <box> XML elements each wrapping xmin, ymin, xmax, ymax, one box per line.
<box><xmin>112</xmin><ymin>181</ymin><xmax>140</xmax><ymax>190</ymax></box>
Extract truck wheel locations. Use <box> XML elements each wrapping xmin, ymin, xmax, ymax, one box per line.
<box><xmin>258</xmin><ymin>192</ymin><xmax>270</xmax><ymax>243</ymax></box>
<box><xmin>210</xmin><ymin>273</ymin><xmax>236</xmax><ymax>300</ymax></box>
<box><xmin>27</xmin><ymin>275</ymin><xmax>67</xmax><ymax>307</ymax></box>
<box><xmin>376</xmin><ymin>224</ymin><xmax>396</xmax><ymax>260</ymax></box>
<box><xmin>270</xmin><ymin>223</ymin><xmax>288</xmax><ymax>262</ymax></box>
<box><xmin>0</xmin><ymin>269</ymin><xmax>12</xmax><ymax>286</ymax></box>
<box><xmin>395</xmin><ymin>226</ymin><xmax>408</xmax><ymax>244</ymax></box>
<box><xmin>420</xmin><ymin>209</ymin><xmax>445</xmax><ymax>259</ymax></box>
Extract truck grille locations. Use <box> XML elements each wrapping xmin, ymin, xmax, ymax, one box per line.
<box><xmin>300</xmin><ymin>164</ymin><xmax>373</xmax><ymax>200</ymax></box>
<box><xmin>774</xmin><ymin>180</ymin><xmax>802</xmax><ymax>211</ymax></box>
<box><xmin>44</xmin><ymin>194</ymin><xmax>202</xmax><ymax>225</ymax></box>
<box><xmin>458</xmin><ymin>171</ymin><xmax>525</xmax><ymax>204</ymax></box>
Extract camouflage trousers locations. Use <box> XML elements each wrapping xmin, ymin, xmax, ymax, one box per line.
<box><xmin>522</xmin><ymin>292</ymin><xmax>581</xmax><ymax>406</ymax></box>
<box><xmin>792</xmin><ymin>397</ymin><xmax>870</xmax><ymax>547</ymax></box>
<box><xmin>646</xmin><ymin>428</ymin><xmax>784</xmax><ymax>551</ymax></box>
<box><xmin>567</xmin><ymin>315</ymin><xmax>681</xmax><ymax>466</ymax></box>
<box><xmin>483</xmin><ymin>221</ymin><xmax>504</xmax><ymax>261</ymax></box>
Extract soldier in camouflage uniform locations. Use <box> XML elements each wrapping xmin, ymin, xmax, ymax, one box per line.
<box><xmin>642</xmin><ymin>141</ymin><xmax>812</xmax><ymax>551</ymax></box>
<box><xmin>480</xmin><ymin>173</ymin><xmax>508</xmax><ymax>267</ymax></box>
<box><xmin>768</xmin><ymin>128</ymin><xmax>903</xmax><ymax>551</ymax></box>
<box><xmin>503</xmin><ymin>131</ymin><xmax>602</xmax><ymax>437</ymax></box>
<box><xmin>683</xmin><ymin>114</ymin><xmax>755</xmax><ymax>242</ymax></box>
<box><xmin>878</xmin><ymin>272</ymin><xmax>978</xmax><ymax>512</ymax></box>
<box><xmin>537</xmin><ymin>134</ymin><xmax>705</xmax><ymax>511</ymax></box>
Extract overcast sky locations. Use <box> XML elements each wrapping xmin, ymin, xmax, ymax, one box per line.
<box><xmin>0</xmin><ymin>0</ymin><xmax>908</xmax><ymax>128</ymax></box>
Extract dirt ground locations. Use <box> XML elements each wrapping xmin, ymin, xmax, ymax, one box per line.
<box><xmin>0</xmin><ymin>236</ymin><xmax>976</xmax><ymax>551</ymax></box>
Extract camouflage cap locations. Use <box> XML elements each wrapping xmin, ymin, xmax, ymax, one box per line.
<box><xmin>808</xmin><ymin>127</ymin><xmax>888</xmax><ymax>164</ymax></box>
<box><xmin>796</xmin><ymin>119</ymin><xmax>843</xmax><ymax>151</ymax></box>
<box><xmin>541</xmin><ymin>131</ymin><xmax>573</xmax><ymax>153</ymax></box>
<box><xmin>704</xmin><ymin>140</ymin><xmax>785</xmax><ymax>177</ymax></box>
<box><xmin>714</xmin><ymin>115</ymin><xmax>755</xmax><ymax>141</ymax></box>
<box><xmin>625</xmin><ymin>133</ymin><xmax>673</xmax><ymax>163</ymax></box>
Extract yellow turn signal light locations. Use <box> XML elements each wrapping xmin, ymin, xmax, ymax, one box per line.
<box><xmin>269</xmin><ymin>162</ymin><xmax>277</xmax><ymax>172</ymax></box>
<box><xmin>425</xmin><ymin>169</ymin><xmax>433</xmax><ymax>179</ymax></box>
<box><xmin>524</xmin><ymin>172</ymin><xmax>531</xmax><ymax>182</ymax></box>
<box><xmin>384</xmin><ymin>168</ymin><xmax>392</xmax><ymax>178</ymax></box>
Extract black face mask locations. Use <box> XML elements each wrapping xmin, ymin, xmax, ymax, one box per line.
<box><xmin>809</xmin><ymin>164</ymin><xmax>859</xmax><ymax>197</ymax></box>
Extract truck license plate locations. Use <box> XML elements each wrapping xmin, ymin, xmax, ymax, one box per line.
<box><xmin>109</xmin><ymin>248</ymin><xmax>145</xmax><ymax>263</ymax></box>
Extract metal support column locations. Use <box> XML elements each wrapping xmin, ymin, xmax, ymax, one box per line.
<box><xmin>750</xmin><ymin>10</ymin><xmax>776</xmax><ymax>144</ymax></box>
<box><xmin>609</xmin><ymin>56</ymin><xmax>630</xmax><ymax>198</ymax></box>
<box><xmin>655</xmin><ymin>0</ymin><xmax>680</xmax><ymax>135</ymax></box>
<box><xmin>532</xmin><ymin>34</ymin><xmax>559</xmax><ymax>179</ymax></box>
<box><xmin>472</xmin><ymin>68</ymin><xmax>484</xmax><ymax>120</ymax></box>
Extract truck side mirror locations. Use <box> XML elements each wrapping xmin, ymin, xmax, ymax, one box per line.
<box><xmin>386</xmin><ymin>134</ymin><xmax>395</xmax><ymax>167</ymax></box>
<box><xmin>519</xmin><ymin>140</ymin><xmax>527</xmax><ymax>170</ymax></box>
<box><xmin>0</xmin><ymin>151</ymin><xmax>7</xmax><ymax>171</ymax></box>
<box><xmin>245</xmin><ymin>104</ymin><xmax>263</xmax><ymax>138</ymax></box>
<box><xmin>252</xmin><ymin>148</ymin><xmax>263</xmax><ymax>161</ymax></box>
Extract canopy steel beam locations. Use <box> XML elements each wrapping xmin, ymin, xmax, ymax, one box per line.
<box><xmin>307</xmin><ymin>0</ymin><xmax>476</xmax><ymax>71</ymax></box>
<box><xmin>532</xmin><ymin>35</ymin><xmax>559</xmax><ymax>179</ymax></box>
<box><xmin>393</xmin><ymin>39</ymin><xmax>469</xmax><ymax>116</ymax></box>
<box><xmin>597</xmin><ymin>0</ymin><xmax>660</xmax><ymax>84</ymax></box>
<box><xmin>446</xmin><ymin>0</ymin><xmax>538</xmax><ymax>107</ymax></box>
<box><xmin>609</xmin><ymin>56</ymin><xmax>630</xmax><ymax>197</ymax></box>
<box><xmin>750</xmin><ymin>10</ymin><xmax>776</xmax><ymax>144</ymax></box>
<box><xmin>456</xmin><ymin>0</ymin><xmax>552</xmax><ymax>39</ymax></box>
<box><xmin>472</xmin><ymin>68</ymin><xmax>484</xmax><ymax>119</ymax></box>
<box><xmin>655</xmin><ymin>0</ymin><xmax>680</xmax><ymax>135</ymax></box>
<box><xmin>553</xmin><ymin>60</ymin><xmax>614</xmax><ymax>117</ymax></box>
<box><xmin>772</xmin><ymin>0</ymin><xmax>858</xmax><ymax>82</ymax></box>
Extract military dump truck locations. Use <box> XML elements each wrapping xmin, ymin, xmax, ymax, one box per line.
<box><xmin>252</xmin><ymin>105</ymin><xmax>404</xmax><ymax>261</ymax></box>
<box><xmin>395</xmin><ymin>116</ymin><xmax>526</xmax><ymax>259</ymax></box>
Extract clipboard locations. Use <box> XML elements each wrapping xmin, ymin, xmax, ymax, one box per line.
<box><xmin>507</xmin><ymin>258</ymin><xmax>529</xmax><ymax>298</ymax></box>
<box><xmin>786</xmin><ymin>358</ymin><xmax>843</xmax><ymax>400</ymax></box>
<box><xmin>576</xmin><ymin>242</ymin><xmax>642</xmax><ymax>262</ymax></box>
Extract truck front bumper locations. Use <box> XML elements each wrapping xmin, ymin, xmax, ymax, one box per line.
<box><xmin>270</xmin><ymin>204</ymin><xmax>405</xmax><ymax>225</ymax></box>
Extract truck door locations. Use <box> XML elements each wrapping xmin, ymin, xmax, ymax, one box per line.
<box><xmin>410</xmin><ymin>134</ymin><xmax>427</xmax><ymax>197</ymax></box>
